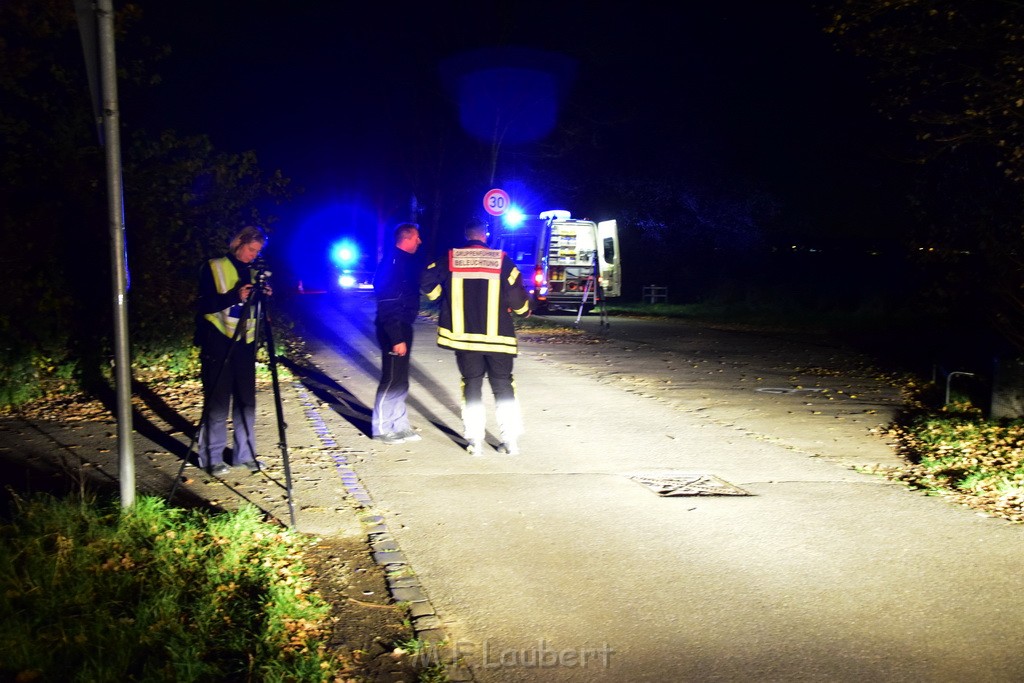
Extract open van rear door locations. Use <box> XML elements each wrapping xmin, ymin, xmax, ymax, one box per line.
<box><xmin>597</xmin><ymin>220</ymin><xmax>621</xmax><ymax>298</ymax></box>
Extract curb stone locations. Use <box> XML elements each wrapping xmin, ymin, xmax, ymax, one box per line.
<box><xmin>290</xmin><ymin>381</ymin><xmax>468</xmax><ymax>680</ymax></box>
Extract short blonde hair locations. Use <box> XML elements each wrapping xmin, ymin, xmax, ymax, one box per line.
<box><xmin>229</xmin><ymin>225</ymin><xmax>267</xmax><ymax>251</ymax></box>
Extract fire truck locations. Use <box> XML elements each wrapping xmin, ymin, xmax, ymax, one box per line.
<box><xmin>492</xmin><ymin>210</ymin><xmax>621</xmax><ymax>313</ymax></box>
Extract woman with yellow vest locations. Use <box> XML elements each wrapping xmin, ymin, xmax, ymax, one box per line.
<box><xmin>194</xmin><ymin>225</ymin><xmax>271</xmax><ymax>476</ymax></box>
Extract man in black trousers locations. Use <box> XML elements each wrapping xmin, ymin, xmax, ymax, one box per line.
<box><xmin>420</xmin><ymin>218</ymin><xmax>531</xmax><ymax>456</ymax></box>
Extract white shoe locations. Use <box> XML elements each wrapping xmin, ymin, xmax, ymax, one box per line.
<box><xmin>497</xmin><ymin>441</ymin><xmax>519</xmax><ymax>456</ymax></box>
<box><xmin>466</xmin><ymin>440</ymin><xmax>485</xmax><ymax>457</ymax></box>
<box><xmin>397</xmin><ymin>429</ymin><xmax>421</xmax><ymax>442</ymax></box>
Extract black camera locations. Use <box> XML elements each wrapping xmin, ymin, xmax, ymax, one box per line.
<box><xmin>250</xmin><ymin>260</ymin><xmax>272</xmax><ymax>302</ymax></box>
<box><xmin>252</xmin><ymin>258</ymin><xmax>271</xmax><ymax>283</ymax></box>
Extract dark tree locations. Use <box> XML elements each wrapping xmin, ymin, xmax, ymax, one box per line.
<box><xmin>0</xmin><ymin>0</ymin><xmax>291</xmax><ymax>403</ymax></box>
<box><xmin>826</xmin><ymin>0</ymin><xmax>1024</xmax><ymax>352</ymax></box>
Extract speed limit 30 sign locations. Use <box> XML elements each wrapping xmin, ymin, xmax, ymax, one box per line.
<box><xmin>483</xmin><ymin>188</ymin><xmax>510</xmax><ymax>216</ymax></box>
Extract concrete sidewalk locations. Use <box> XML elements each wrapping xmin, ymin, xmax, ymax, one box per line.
<box><xmin>292</xmin><ymin>294</ymin><xmax>1024</xmax><ymax>683</ymax></box>
<box><xmin>0</xmin><ymin>375</ymin><xmax>376</xmax><ymax>539</ymax></box>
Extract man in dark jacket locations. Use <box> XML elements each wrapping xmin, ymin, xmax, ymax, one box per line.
<box><xmin>372</xmin><ymin>223</ymin><xmax>422</xmax><ymax>444</ymax></box>
<box><xmin>420</xmin><ymin>217</ymin><xmax>531</xmax><ymax>456</ymax></box>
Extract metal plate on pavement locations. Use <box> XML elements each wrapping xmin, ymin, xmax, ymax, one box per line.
<box><xmin>629</xmin><ymin>472</ymin><xmax>752</xmax><ymax>497</ymax></box>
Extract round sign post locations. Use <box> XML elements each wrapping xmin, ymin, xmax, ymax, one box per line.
<box><xmin>483</xmin><ymin>188</ymin><xmax>510</xmax><ymax>216</ymax></box>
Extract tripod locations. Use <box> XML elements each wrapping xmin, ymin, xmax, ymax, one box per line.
<box><xmin>170</xmin><ymin>265</ymin><xmax>296</xmax><ymax>528</ymax></box>
<box><xmin>573</xmin><ymin>253</ymin><xmax>610</xmax><ymax>330</ymax></box>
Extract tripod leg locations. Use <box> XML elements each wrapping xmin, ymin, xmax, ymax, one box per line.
<box><xmin>597</xmin><ymin>282</ymin><xmax>609</xmax><ymax>329</ymax></box>
<box><xmin>574</xmin><ymin>275</ymin><xmax>593</xmax><ymax>328</ymax></box>
<box><xmin>259</xmin><ymin>304</ymin><xmax>296</xmax><ymax>528</ymax></box>
<box><xmin>169</xmin><ymin>414</ymin><xmax>202</xmax><ymax>501</ymax></box>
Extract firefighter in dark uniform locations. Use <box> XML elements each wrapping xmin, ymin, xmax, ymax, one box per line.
<box><xmin>420</xmin><ymin>217</ymin><xmax>531</xmax><ymax>455</ymax></box>
<box><xmin>195</xmin><ymin>225</ymin><xmax>270</xmax><ymax>476</ymax></box>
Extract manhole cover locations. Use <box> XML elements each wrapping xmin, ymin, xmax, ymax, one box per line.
<box><xmin>755</xmin><ymin>387</ymin><xmax>827</xmax><ymax>395</ymax></box>
<box><xmin>629</xmin><ymin>472</ymin><xmax>751</xmax><ymax>497</ymax></box>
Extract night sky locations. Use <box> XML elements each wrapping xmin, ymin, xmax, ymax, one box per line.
<box><xmin>135</xmin><ymin>1</ymin><xmax>904</xmax><ymax>269</ymax></box>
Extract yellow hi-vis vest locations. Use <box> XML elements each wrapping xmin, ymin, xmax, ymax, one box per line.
<box><xmin>203</xmin><ymin>256</ymin><xmax>256</xmax><ymax>343</ymax></box>
<box><xmin>423</xmin><ymin>247</ymin><xmax>530</xmax><ymax>354</ymax></box>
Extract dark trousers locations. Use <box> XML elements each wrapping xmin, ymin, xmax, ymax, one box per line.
<box><xmin>372</xmin><ymin>322</ymin><xmax>412</xmax><ymax>437</ymax></box>
<box><xmin>455</xmin><ymin>351</ymin><xmax>521</xmax><ymax>442</ymax></box>
<box><xmin>198</xmin><ymin>334</ymin><xmax>257</xmax><ymax>467</ymax></box>
<box><xmin>455</xmin><ymin>351</ymin><xmax>515</xmax><ymax>405</ymax></box>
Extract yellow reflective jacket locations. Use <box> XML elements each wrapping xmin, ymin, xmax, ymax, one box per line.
<box><xmin>201</xmin><ymin>256</ymin><xmax>256</xmax><ymax>344</ymax></box>
<box><xmin>420</xmin><ymin>242</ymin><xmax>530</xmax><ymax>354</ymax></box>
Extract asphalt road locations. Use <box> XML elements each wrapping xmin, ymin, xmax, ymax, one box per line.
<box><xmin>288</xmin><ymin>292</ymin><xmax>1024</xmax><ymax>683</ymax></box>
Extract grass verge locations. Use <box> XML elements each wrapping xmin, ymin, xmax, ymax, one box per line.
<box><xmin>0</xmin><ymin>494</ymin><xmax>344</xmax><ymax>682</ymax></box>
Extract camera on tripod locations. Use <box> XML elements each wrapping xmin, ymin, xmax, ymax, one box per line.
<box><xmin>252</xmin><ymin>258</ymin><xmax>270</xmax><ymax>280</ymax></box>
<box><xmin>251</xmin><ymin>258</ymin><xmax>272</xmax><ymax>296</ymax></box>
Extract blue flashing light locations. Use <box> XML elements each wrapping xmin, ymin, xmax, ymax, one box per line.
<box><xmin>338</xmin><ymin>273</ymin><xmax>357</xmax><ymax>289</ymax></box>
<box><xmin>330</xmin><ymin>239</ymin><xmax>360</xmax><ymax>268</ymax></box>
<box><xmin>503</xmin><ymin>207</ymin><xmax>526</xmax><ymax>228</ymax></box>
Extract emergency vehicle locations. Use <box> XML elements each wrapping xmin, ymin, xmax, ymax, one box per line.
<box><xmin>492</xmin><ymin>210</ymin><xmax>621</xmax><ymax>313</ymax></box>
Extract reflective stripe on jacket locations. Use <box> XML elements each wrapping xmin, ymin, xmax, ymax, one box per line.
<box><xmin>421</xmin><ymin>244</ymin><xmax>530</xmax><ymax>354</ymax></box>
<box><xmin>203</xmin><ymin>256</ymin><xmax>256</xmax><ymax>343</ymax></box>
